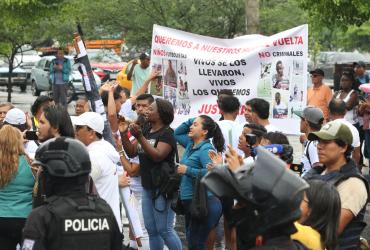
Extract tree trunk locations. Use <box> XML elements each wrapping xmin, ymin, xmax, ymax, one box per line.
<box><xmin>7</xmin><ymin>56</ymin><xmax>14</xmax><ymax>102</ymax></box>
<box><xmin>245</xmin><ymin>0</ymin><xmax>260</xmax><ymax>34</ymax></box>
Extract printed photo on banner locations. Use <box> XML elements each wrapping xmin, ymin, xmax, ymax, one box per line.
<box><xmin>164</xmin><ymin>85</ymin><xmax>177</xmax><ymax>110</ymax></box>
<box><xmin>177</xmin><ymin>60</ymin><xmax>189</xmax><ymax>100</ymax></box>
<box><xmin>290</xmin><ymin>60</ymin><xmax>305</xmax><ymax>103</ymax></box>
<box><xmin>272</xmin><ymin>60</ymin><xmax>290</xmax><ymax>90</ymax></box>
<box><xmin>257</xmin><ymin>62</ymin><xmax>272</xmax><ymax>98</ymax></box>
<box><xmin>163</xmin><ymin>59</ymin><xmax>178</xmax><ymax>88</ymax></box>
<box><xmin>177</xmin><ymin>99</ymin><xmax>191</xmax><ymax>115</ymax></box>
<box><xmin>149</xmin><ymin>62</ymin><xmax>164</xmax><ymax>96</ymax></box>
<box><xmin>272</xmin><ymin>90</ymin><xmax>288</xmax><ymax>119</ymax></box>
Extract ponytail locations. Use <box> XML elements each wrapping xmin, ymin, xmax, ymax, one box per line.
<box><xmin>199</xmin><ymin>115</ymin><xmax>225</xmax><ymax>153</ymax></box>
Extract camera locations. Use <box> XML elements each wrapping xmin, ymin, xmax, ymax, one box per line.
<box><xmin>245</xmin><ymin>134</ymin><xmax>257</xmax><ymax>146</ymax></box>
<box><xmin>25</xmin><ymin>130</ymin><xmax>38</xmax><ymax>141</ymax></box>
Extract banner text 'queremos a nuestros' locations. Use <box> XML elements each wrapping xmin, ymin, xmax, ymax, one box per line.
<box><xmin>149</xmin><ymin>24</ymin><xmax>308</xmax><ymax>134</ymax></box>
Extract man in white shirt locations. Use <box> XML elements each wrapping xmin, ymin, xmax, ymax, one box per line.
<box><xmin>273</xmin><ymin>92</ymin><xmax>287</xmax><ymax>118</ymax></box>
<box><xmin>329</xmin><ymin>99</ymin><xmax>361</xmax><ymax>165</ymax></box>
<box><xmin>293</xmin><ymin>106</ymin><xmax>324</xmax><ymax>175</ymax></box>
<box><xmin>217</xmin><ymin>95</ymin><xmax>244</xmax><ymax>156</ymax></box>
<box><xmin>74</xmin><ymin>112</ymin><xmax>122</xmax><ymax>231</ymax></box>
<box><xmin>245</xmin><ymin>98</ymin><xmax>279</xmax><ymax>132</ymax></box>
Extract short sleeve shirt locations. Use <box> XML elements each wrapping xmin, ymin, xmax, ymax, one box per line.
<box><xmin>337</xmin><ymin>177</ymin><xmax>368</xmax><ymax>216</ymax></box>
<box><xmin>138</xmin><ymin>126</ymin><xmax>177</xmax><ymax>189</ymax></box>
<box><xmin>301</xmin><ymin>140</ymin><xmax>320</xmax><ymax>174</ymax></box>
<box><xmin>307</xmin><ymin>85</ymin><xmax>333</xmax><ymax>121</ymax></box>
<box><xmin>128</xmin><ymin>64</ymin><xmax>150</xmax><ymax>96</ymax></box>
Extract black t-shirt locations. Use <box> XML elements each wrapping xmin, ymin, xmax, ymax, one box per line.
<box><xmin>138</xmin><ymin>126</ymin><xmax>176</xmax><ymax>189</ymax></box>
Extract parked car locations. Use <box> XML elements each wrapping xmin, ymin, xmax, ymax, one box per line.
<box><xmin>14</xmin><ymin>49</ymin><xmax>41</xmax><ymax>84</ymax></box>
<box><xmin>313</xmin><ymin>51</ymin><xmax>370</xmax><ymax>87</ymax></box>
<box><xmin>116</xmin><ymin>60</ymin><xmax>133</xmax><ymax>91</ymax></box>
<box><xmin>0</xmin><ymin>65</ymin><xmax>28</xmax><ymax>91</ymax></box>
<box><xmin>30</xmin><ymin>56</ymin><xmax>101</xmax><ymax>103</ymax></box>
<box><xmin>87</xmin><ymin>49</ymin><xmax>126</xmax><ymax>82</ymax></box>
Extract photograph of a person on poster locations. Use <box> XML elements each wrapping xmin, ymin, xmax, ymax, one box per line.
<box><xmin>273</xmin><ymin>92</ymin><xmax>288</xmax><ymax>118</ymax></box>
<box><xmin>164</xmin><ymin>60</ymin><xmax>177</xmax><ymax>88</ymax></box>
<box><xmin>178</xmin><ymin>77</ymin><xmax>189</xmax><ymax>99</ymax></box>
<box><xmin>272</xmin><ymin>60</ymin><xmax>289</xmax><ymax>90</ymax></box>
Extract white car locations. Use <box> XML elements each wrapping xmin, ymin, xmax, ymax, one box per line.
<box><xmin>0</xmin><ymin>65</ymin><xmax>27</xmax><ymax>91</ymax></box>
<box><xmin>31</xmin><ymin>56</ymin><xmax>101</xmax><ymax>103</ymax></box>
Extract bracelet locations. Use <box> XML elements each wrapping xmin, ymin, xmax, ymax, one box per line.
<box><xmin>118</xmin><ymin>150</ymin><xmax>125</xmax><ymax>154</ymax></box>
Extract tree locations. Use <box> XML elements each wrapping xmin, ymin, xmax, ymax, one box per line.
<box><xmin>245</xmin><ymin>0</ymin><xmax>260</xmax><ymax>34</ymax></box>
<box><xmin>51</xmin><ymin>0</ymin><xmax>246</xmax><ymax>50</ymax></box>
<box><xmin>299</xmin><ymin>0</ymin><xmax>370</xmax><ymax>29</ymax></box>
<box><xmin>0</xmin><ymin>0</ymin><xmax>65</xmax><ymax>102</ymax></box>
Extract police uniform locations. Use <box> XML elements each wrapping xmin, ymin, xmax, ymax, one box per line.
<box><xmin>21</xmin><ymin>137</ymin><xmax>123</xmax><ymax>250</ymax></box>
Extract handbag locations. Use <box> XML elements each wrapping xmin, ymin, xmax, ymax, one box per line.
<box><xmin>170</xmin><ymin>191</ymin><xmax>185</xmax><ymax>215</ymax></box>
<box><xmin>190</xmin><ymin>170</ymin><xmax>208</xmax><ymax>220</ymax></box>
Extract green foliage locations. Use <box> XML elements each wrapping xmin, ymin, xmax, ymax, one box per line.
<box><xmin>299</xmin><ymin>0</ymin><xmax>370</xmax><ymax>29</ymax></box>
<box><xmin>0</xmin><ymin>0</ymin><xmax>65</xmax><ymax>101</ymax></box>
<box><xmin>337</xmin><ymin>22</ymin><xmax>370</xmax><ymax>52</ymax></box>
<box><xmin>48</xmin><ymin>0</ymin><xmax>246</xmax><ymax>49</ymax></box>
<box><xmin>260</xmin><ymin>0</ymin><xmax>308</xmax><ymax>35</ymax></box>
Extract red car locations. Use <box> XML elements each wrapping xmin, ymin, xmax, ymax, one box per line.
<box><xmin>87</xmin><ymin>49</ymin><xmax>126</xmax><ymax>82</ymax></box>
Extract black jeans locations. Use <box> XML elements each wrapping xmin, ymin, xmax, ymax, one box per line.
<box><xmin>0</xmin><ymin>217</ymin><xmax>26</xmax><ymax>250</ymax></box>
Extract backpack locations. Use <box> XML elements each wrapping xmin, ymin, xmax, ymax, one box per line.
<box><xmin>150</xmin><ymin>127</ymin><xmax>181</xmax><ymax>207</ymax></box>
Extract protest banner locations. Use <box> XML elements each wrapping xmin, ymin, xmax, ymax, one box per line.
<box><xmin>149</xmin><ymin>24</ymin><xmax>308</xmax><ymax>134</ymax></box>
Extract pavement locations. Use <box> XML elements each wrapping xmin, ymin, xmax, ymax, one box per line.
<box><xmin>2</xmin><ymin>86</ymin><xmax>370</xmax><ymax>245</ymax></box>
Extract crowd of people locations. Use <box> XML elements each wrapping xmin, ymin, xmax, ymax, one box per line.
<box><xmin>0</xmin><ymin>58</ymin><xmax>369</xmax><ymax>250</ymax></box>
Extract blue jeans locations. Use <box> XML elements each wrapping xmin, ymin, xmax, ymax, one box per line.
<box><xmin>142</xmin><ymin>188</ymin><xmax>182</xmax><ymax>250</ymax></box>
<box><xmin>183</xmin><ymin>196</ymin><xmax>222</xmax><ymax>250</ymax></box>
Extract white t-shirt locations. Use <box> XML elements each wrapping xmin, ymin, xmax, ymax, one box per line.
<box><xmin>265</xmin><ymin>123</ymin><xmax>279</xmax><ymax>132</ymax></box>
<box><xmin>274</xmin><ymin>102</ymin><xmax>287</xmax><ymax>115</ymax></box>
<box><xmin>337</xmin><ymin>118</ymin><xmax>360</xmax><ymax>148</ymax></box>
<box><xmin>119</xmin><ymin>99</ymin><xmax>137</xmax><ymax>121</ymax></box>
<box><xmin>128</xmin><ymin>156</ymin><xmax>142</xmax><ymax>193</ymax></box>
<box><xmin>216</xmin><ymin>119</ymin><xmax>244</xmax><ymax>156</ymax></box>
<box><xmin>301</xmin><ymin>140</ymin><xmax>320</xmax><ymax>175</ymax></box>
<box><xmin>87</xmin><ymin>139</ymin><xmax>121</xmax><ymax>231</ymax></box>
<box><xmin>24</xmin><ymin>140</ymin><xmax>38</xmax><ymax>159</ymax></box>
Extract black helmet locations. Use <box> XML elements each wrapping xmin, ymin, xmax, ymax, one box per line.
<box><xmin>202</xmin><ymin>147</ymin><xmax>308</xmax><ymax>244</ymax></box>
<box><xmin>33</xmin><ymin>137</ymin><xmax>91</xmax><ymax>178</ymax></box>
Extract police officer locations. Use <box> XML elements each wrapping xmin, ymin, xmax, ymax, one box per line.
<box><xmin>21</xmin><ymin>137</ymin><xmax>123</xmax><ymax>250</ymax></box>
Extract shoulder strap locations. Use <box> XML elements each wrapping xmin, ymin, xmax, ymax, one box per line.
<box><xmin>305</xmin><ymin>141</ymin><xmax>313</xmax><ymax>167</ymax></box>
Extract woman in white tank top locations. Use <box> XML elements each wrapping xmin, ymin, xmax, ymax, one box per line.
<box><xmin>334</xmin><ymin>72</ymin><xmax>359</xmax><ymax>125</ymax></box>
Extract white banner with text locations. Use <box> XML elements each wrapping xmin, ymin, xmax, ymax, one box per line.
<box><xmin>149</xmin><ymin>24</ymin><xmax>308</xmax><ymax>134</ymax></box>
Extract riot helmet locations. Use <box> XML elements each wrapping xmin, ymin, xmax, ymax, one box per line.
<box><xmin>202</xmin><ymin>147</ymin><xmax>308</xmax><ymax>247</ymax></box>
<box><xmin>33</xmin><ymin>137</ymin><xmax>91</xmax><ymax>178</ymax></box>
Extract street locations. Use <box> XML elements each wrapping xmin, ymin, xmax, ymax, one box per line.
<box><xmin>1</xmin><ymin>85</ymin><xmax>369</xmax><ymax>244</ymax></box>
